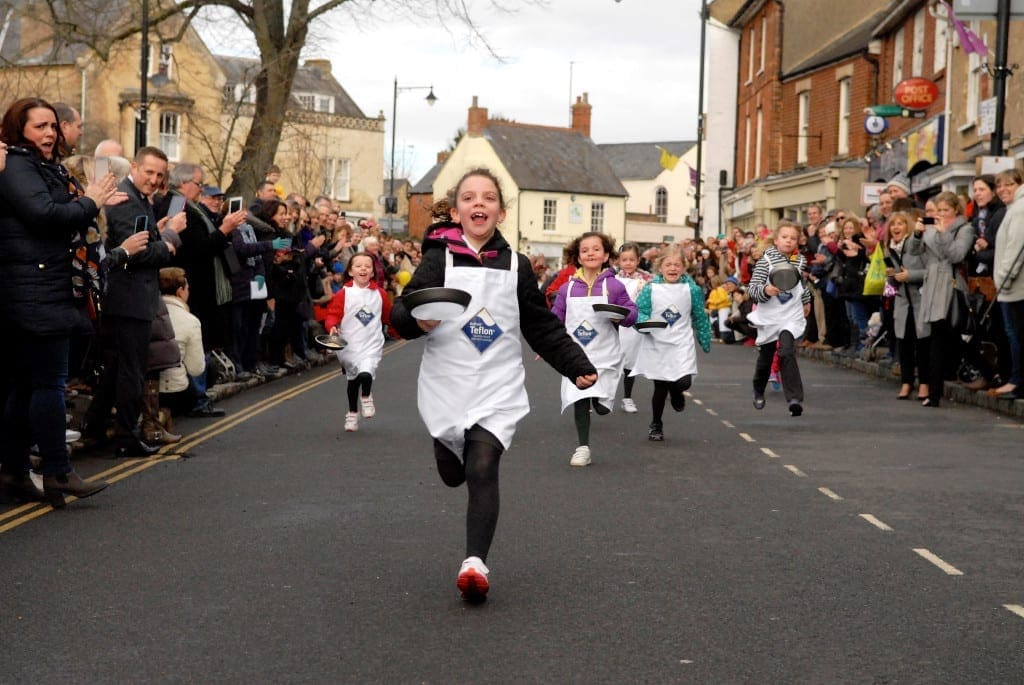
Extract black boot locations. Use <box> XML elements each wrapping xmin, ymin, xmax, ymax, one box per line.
<box><xmin>0</xmin><ymin>471</ymin><xmax>44</xmax><ymax>504</ymax></box>
<box><xmin>113</xmin><ymin>436</ymin><xmax>161</xmax><ymax>459</ymax></box>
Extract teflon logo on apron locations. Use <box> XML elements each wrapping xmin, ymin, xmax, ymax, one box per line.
<box><xmin>355</xmin><ymin>306</ymin><xmax>376</xmax><ymax>326</ymax></box>
<box><xmin>572</xmin><ymin>320</ymin><xmax>599</xmax><ymax>346</ymax></box>
<box><xmin>661</xmin><ymin>305</ymin><xmax>682</xmax><ymax>326</ymax></box>
<box><xmin>462</xmin><ymin>307</ymin><xmax>504</xmax><ymax>353</ymax></box>
<box><xmin>777</xmin><ymin>290</ymin><xmax>794</xmax><ymax>304</ymax></box>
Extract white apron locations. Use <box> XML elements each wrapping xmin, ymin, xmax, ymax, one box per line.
<box><xmin>631</xmin><ymin>282</ymin><xmax>698</xmax><ymax>381</ymax></box>
<box><xmin>336</xmin><ymin>284</ymin><xmax>385</xmax><ymax>380</ymax></box>
<box><xmin>614</xmin><ymin>273</ymin><xmax>645</xmax><ymax>368</ymax></box>
<box><xmin>418</xmin><ymin>249</ymin><xmax>528</xmax><ymax>455</ymax></box>
<box><xmin>559</xmin><ymin>288</ymin><xmax>622</xmax><ymax>413</ymax></box>
<box><xmin>747</xmin><ymin>270</ymin><xmax>806</xmax><ymax>345</ymax></box>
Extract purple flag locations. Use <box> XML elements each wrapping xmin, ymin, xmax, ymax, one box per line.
<box><xmin>688</xmin><ymin>164</ymin><xmax>698</xmax><ymax>187</ymax></box>
<box><xmin>944</xmin><ymin>1</ymin><xmax>989</xmax><ymax>57</ymax></box>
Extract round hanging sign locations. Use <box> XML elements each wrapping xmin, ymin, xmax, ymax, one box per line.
<box><xmin>864</xmin><ymin>115</ymin><xmax>888</xmax><ymax>135</ymax></box>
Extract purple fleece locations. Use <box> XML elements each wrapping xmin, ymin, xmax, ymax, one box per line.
<box><xmin>552</xmin><ymin>268</ymin><xmax>638</xmax><ymax>327</ymax></box>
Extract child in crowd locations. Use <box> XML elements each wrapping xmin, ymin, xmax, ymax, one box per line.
<box><xmin>631</xmin><ymin>245</ymin><xmax>712</xmax><ymax>441</ymax></box>
<box><xmin>553</xmin><ymin>233</ymin><xmax>637</xmax><ymax>466</ymax></box>
<box><xmin>390</xmin><ymin>169</ymin><xmax>596</xmax><ymax>603</ymax></box>
<box><xmin>324</xmin><ymin>253</ymin><xmax>395</xmax><ymax>432</ymax></box>
<box><xmin>705</xmin><ymin>274</ymin><xmax>734</xmax><ymax>340</ymax></box>
<box><xmin>747</xmin><ymin>220</ymin><xmax>812</xmax><ymax>416</ymax></box>
<box><xmin>613</xmin><ymin>242</ymin><xmax>651</xmax><ymax>413</ymax></box>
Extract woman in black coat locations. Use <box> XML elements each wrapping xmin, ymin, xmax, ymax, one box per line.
<box><xmin>0</xmin><ymin>97</ymin><xmax>118</xmax><ymax>507</ymax></box>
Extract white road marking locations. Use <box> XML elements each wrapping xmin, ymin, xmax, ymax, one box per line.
<box><xmin>818</xmin><ymin>487</ymin><xmax>843</xmax><ymax>501</ymax></box>
<box><xmin>705</xmin><ymin>408</ymin><xmax>718</xmax><ymax>416</ymax></box>
<box><xmin>721</xmin><ymin>420</ymin><xmax>735</xmax><ymax>429</ymax></box>
<box><xmin>1004</xmin><ymin>604</ymin><xmax>1024</xmax><ymax>619</ymax></box>
<box><xmin>693</xmin><ymin>398</ymin><xmax>703</xmax><ymax>406</ymax></box>
<box><xmin>739</xmin><ymin>432</ymin><xmax>755</xmax><ymax>442</ymax></box>
<box><xmin>783</xmin><ymin>464</ymin><xmax>806</xmax><ymax>477</ymax></box>
<box><xmin>859</xmin><ymin>514</ymin><xmax>893</xmax><ymax>531</ymax></box>
<box><xmin>761</xmin><ymin>447</ymin><xmax>780</xmax><ymax>459</ymax></box>
<box><xmin>913</xmin><ymin>548</ymin><xmax>964</xmax><ymax>576</ymax></box>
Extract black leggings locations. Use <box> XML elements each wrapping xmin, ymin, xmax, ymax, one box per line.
<box><xmin>434</xmin><ymin>427</ymin><xmax>503</xmax><ymax>562</ymax></box>
<box><xmin>651</xmin><ymin>375</ymin><xmax>692</xmax><ymax>425</ymax></box>
<box><xmin>623</xmin><ymin>369</ymin><xmax>635</xmax><ymax>399</ymax></box>
<box><xmin>346</xmin><ymin>373</ymin><xmax>373</xmax><ymax>412</ymax></box>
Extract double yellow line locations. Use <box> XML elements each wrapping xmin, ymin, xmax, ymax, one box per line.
<box><xmin>0</xmin><ymin>340</ymin><xmax>409</xmax><ymax>534</ymax></box>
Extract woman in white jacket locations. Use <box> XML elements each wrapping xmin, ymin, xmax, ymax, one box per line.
<box><xmin>993</xmin><ymin>169</ymin><xmax>1024</xmax><ymax>400</ymax></box>
<box><xmin>158</xmin><ymin>267</ymin><xmax>209</xmax><ymax>415</ymax></box>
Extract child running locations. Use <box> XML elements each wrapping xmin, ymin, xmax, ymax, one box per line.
<box><xmin>613</xmin><ymin>243</ymin><xmax>651</xmax><ymax>413</ymax></box>
<box><xmin>631</xmin><ymin>245</ymin><xmax>712</xmax><ymax>441</ymax></box>
<box><xmin>553</xmin><ymin>233</ymin><xmax>638</xmax><ymax>466</ymax></box>
<box><xmin>323</xmin><ymin>253</ymin><xmax>395</xmax><ymax>432</ymax></box>
<box><xmin>390</xmin><ymin>168</ymin><xmax>596</xmax><ymax>603</ymax></box>
<box><xmin>747</xmin><ymin>220</ymin><xmax>812</xmax><ymax>416</ymax></box>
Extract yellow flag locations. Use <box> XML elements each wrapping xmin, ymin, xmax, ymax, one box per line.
<box><xmin>659</xmin><ymin>147</ymin><xmax>680</xmax><ymax>171</ymax></box>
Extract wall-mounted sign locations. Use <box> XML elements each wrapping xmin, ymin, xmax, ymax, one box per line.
<box><xmin>893</xmin><ymin>77</ymin><xmax>940</xmax><ymax>111</ymax></box>
<box><xmin>865</xmin><ymin>115</ymin><xmax>888</xmax><ymax>135</ymax></box>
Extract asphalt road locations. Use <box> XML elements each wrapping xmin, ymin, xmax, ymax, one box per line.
<box><xmin>2</xmin><ymin>339</ymin><xmax>1023</xmax><ymax>683</ymax></box>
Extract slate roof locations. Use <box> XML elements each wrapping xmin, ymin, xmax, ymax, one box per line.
<box><xmin>410</xmin><ymin>162</ymin><xmax>443</xmax><ymax>195</ymax></box>
<box><xmin>483</xmin><ymin>123</ymin><xmax>627</xmax><ymax>197</ymax></box>
<box><xmin>0</xmin><ymin>0</ymin><xmax>99</xmax><ymax>65</ymax></box>
<box><xmin>215</xmin><ymin>55</ymin><xmax>367</xmax><ymax>119</ymax></box>
<box><xmin>597</xmin><ymin>141</ymin><xmax>697</xmax><ymax>180</ymax></box>
<box><xmin>782</xmin><ymin>5</ymin><xmax>891</xmax><ymax>78</ymax></box>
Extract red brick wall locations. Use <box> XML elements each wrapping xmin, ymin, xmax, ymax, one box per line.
<box><xmin>735</xmin><ymin>1</ymin><xmax>782</xmax><ymax>186</ymax></box>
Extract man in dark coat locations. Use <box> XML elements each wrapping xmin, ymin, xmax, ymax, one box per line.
<box><xmin>83</xmin><ymin>146</ymin><xmax>182</xmax><ymax>457</ymax></box>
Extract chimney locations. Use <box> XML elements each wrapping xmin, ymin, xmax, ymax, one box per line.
<box><xmin>571</xmin><ymin>92</ymin><xmax>592</xmax><ymax>138</ymax></box>
<box><xmin>303</xmin><ymin>58</ymin><xmax>332</xmax><ymax>76</ymax></box>
<box><xmin>437</xmin><ymin>151</ymin><xmax>452</xmax><ymax>164</ymax></box>
<box><xmin>467</xmin><ymin>96</ymin><xmax>489</xmax><ymax>137</ymax></box>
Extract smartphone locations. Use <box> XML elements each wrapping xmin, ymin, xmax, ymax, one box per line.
<box><xmin>168</xmin><ymin>194</ymin><xmax>186</xmax><ymax>218</ymax></box>
<box><xmin>227</xmin><ymin>196</ymin><xmax>243</xmax><ymax>214</ymax></box>
<box><xmin>94</xmin><ymin>156</ymin><xmax>110</xmax><ymax>180</ymax></box>
<box><xmin>922</xmin><ymin>216</ymin><xmax>936</xmax><ymax>225</ymax></box>
<box><xmin>134</xmin><ymin>216</ymin><xmax>149</xmax><ymax>233</ymax></box>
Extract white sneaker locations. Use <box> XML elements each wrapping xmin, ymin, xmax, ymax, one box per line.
<box><xmin>361</xmin><ymin>394</ymin><xmax>375</xmax><ymax>418</ymax></box>
<box><xmin>570</xmin><ymin>445</ymin><xmax>592</xmax><ymax>467</ymax></box>
<box><xmin>65</xmin><ymin>429</ymin><xmax>82</xmax><ymax>443</ymax></box>
<box><xmin>457</xmin><ymin>556</ymin><xmax>490</xmax><ymax>602</ymax></box>
<box><xmin>621</xmin><ymin>398</ymin><xmax>638</xmax><ymax>413</ymax></box>
<box><xmin>344</xmin><ymin>411</ymin><xmax>358</xmax><ymax>432</ymax></box>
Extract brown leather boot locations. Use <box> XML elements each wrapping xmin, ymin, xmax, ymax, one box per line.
<box><xmin>42</xmin><ymin>471</ymin><xmax>108</xmax><ymax>507</ymax></box>
<box><xmin>142</xmin><ymin>380</ymin><xmax>181</xmax><ymax>444</ymax></box>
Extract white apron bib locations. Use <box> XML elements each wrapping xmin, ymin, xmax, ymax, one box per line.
<box><xmin>336</xmin><ymin>284</ymin><xmax>385</xmax><ymax>380</ymax></box>
<box><xmin>559</xmin><ymin>287</ymin><xmax>622</xmax><ymax>413</ymax></box>
<box><xmin>747</xmin><ymin>268</ymin><xmax>806</xmax><ymax>345</ymax></box>
<box><xmin>614</xmin><ymin>273</ymin><xmax>645</xmax><ymax>368</ymax></box>
<box><xmin>631</xmin><ymin>282</ymin><xmax>698</xmax><ymax>381</ymax></box>
<box><xmin>418</xmin><ymin>249</ymin><xmax>528</xmax><ymax>455</ymax></box>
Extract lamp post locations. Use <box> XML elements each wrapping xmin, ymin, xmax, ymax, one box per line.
<box><xmin>135</xmin><ymin>0</ymin><xmax>150</xmax><ymax>153</ymax></box>
<box><xmin>388</xmin><ymin>77</ymin><xmax>437</xmax><ymax>233</ymax></box>
<box><xmin>693</xmin><ymin>0</ymin><xmax>708</xmax><ymax>240</ymax></box>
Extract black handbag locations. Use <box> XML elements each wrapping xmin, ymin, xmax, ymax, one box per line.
<box><xmin>947</xmin><ymin>280</ymin><xmax>975</xmax><ymax>334</ymax></box>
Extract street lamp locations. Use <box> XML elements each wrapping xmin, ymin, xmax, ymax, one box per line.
<box><xmin>387</xmin><ymin>77</ymin><xmax>437</xmax><ymax>233</ymax></box>
<box><xmin>135</xmin><ymin>0</ymin><xmax>170</xmax><ymax>154</ymax></box>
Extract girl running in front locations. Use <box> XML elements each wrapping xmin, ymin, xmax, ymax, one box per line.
<box><xmin>747</xmin><ymin>220</ymin><xmax>812</xmax><ymax>416</ymax></box>
<box><xmin>323</xmin><ymin>253</ymin><xmax>396</xmax><ymax>432</ymax></box>
<box><xmin>553</xmin><ymin>233</ymin><xmax>638</xmax><ymax>467</ymax></box>
<box><xmin>613</xmin><ymin>243</ymin><xmax>651</xmax><ymax>413</ymax></box>
<box><xmin>631</xmin><ymin>245</ymin><xmax>712</xmax><ymax>441</ymax></box>
<box><xmin>390</xmin><ymin>169</ymin><xmax>596</xmax><ymax>603</ymax></box>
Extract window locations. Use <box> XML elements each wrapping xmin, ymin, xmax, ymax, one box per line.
<box><xmin>744</xmin><ymin>115</ymin><xmax>752</xmax><ymax>184</ymax></box>
<box><xmin>297</xmin><ymin>93</ymin><xmax>334</xmax><ymax>113</ymax></box>
<box><xmin>316</xmin><ymin>95</ymin><xmax>334</xmax><ymax>113</ymax></box>
<box><xmin>590</xmin><ymin>202</ymin><xmax>605</xmax><ymax>232</ymax></box>
<box><xmin>298</xmin><ymin>94</ymin><xmax>316</xmax><ymax>111</ymax></box>
<box><xmin>225</xmin><ymin>84</ymin><xmax>256</xmax><ymax>104</ymax></box>
<box><xmin>759</xmin><ymin>16</ymin><xmax>767</xmax><ymax>73</ymax></box>
<box><xmin>148</xmin><ymin>43</ymin><xmax>173</xmax><ymax>79</ymax></box>
<box><xmin>746</xmin><ymin>27</ymin><xmax>755</xmax><ymax>83</ymax></box>
<box><xmin>838</xmin><ymin>77</ymin><xmax>851</xmax><ymax>155</ymax></box>
<box><xmin>755</xmin><ymin>108</ymin><xmax>763</xmax><ymax>178</ymax></box>
<box><xmin>654</xmin><ymin>187</ymin><xmax>668</xmax><ymax>222</ymax></box>
<box><xmin>892</xmin><ymin>27</ymin><xmax>905</xmax><ymax>88</ymax></box>
<box><xmin>966</xmin><ymin>32</ymin><xmax>982</xmax><ymax>124</ymax></box>
<box><xmin>322</xmin><ymin>157</ymin><xmax>351</xmax><ymax>201</ymax></box>
<box><xmin>797</xmin><ymin>91</ymin><xmax>810</xmax><ymax>164</ymax></box>
<box><xmin>912</xmin><ymin>9</ymin><xmax>925</xmax><ymax>76</ymax></box>
<box><xmin>933</xmin><ymin>11</ymin><xmax>948</xmax><ymax>73</ymax></box>
<box><xmin>159</xmin><ymin>112</ymin><xmax>180</xmax><ymax>161</ymax></box>
<box><xmin>543</xmin><ymin>199</ymin><xmax>558</xmax><ymax>231</ymax></box>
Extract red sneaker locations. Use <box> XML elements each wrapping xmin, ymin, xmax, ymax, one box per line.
<box><xmin>457</xmin><ymin>556</ymin><xmax>490</xmax><ymax>602</ymax></box>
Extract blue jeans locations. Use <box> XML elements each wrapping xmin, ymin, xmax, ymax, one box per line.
<box><xmin>0</xmin><ymin>335</ymin><xmax>71</xmax><ymax>476</ymax></box>
<box><xmin>844</xmin><ymin>299</ymin><xmax>870</xmax><ymax>351</ymax></box>
<box><xmin>1002</xmin><ymin>301</ymin><xmax>1023</xmax><ymax>386</ymax></box>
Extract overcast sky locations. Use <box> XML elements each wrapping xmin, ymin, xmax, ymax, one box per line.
<box><xmin>202</xmin><ymin>0</ymin><xmax>704</xmax><ymax>186</ymax></box>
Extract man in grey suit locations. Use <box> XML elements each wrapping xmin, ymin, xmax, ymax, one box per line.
<box><xmin>83</xmin><ymin>146</ymin><xmax>185</xmax><ymax>458</ymax></box>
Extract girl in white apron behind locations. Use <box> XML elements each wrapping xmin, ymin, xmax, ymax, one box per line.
<box><xmin>552</xmin><ymin>233</ymin><xmax>638</xmax><ymax>467</ymax></box>
<box><xmin>631</xmin><ymin>245</ymin><xmax>713</xmax><ymax>441</ymax></box>
<box><xmin>746</xmin><ymin>221</ymin><xmax>812</xmax><ymax>416</ymax></box>
<box><xmin>323</xmin><ymin>253</ymin><xmax>393</xmax><ymax>432</ymax></box>
<box><xmin>390</xmin><ymin>170</ymin><xmax>597</xmax><ymax>603</ymax></box>
<box><xmin>614</xmin><ymin>243</ymin><xmax>651</xmax><ymax>413</ymax></box>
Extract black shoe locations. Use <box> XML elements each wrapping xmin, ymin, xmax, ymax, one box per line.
<box><xmin>187</xmin><ymin>405</ymin><xmax>226</xmax><ymax>418</ymax></box>
<box><xmin>42</xmin><ymin>471</ymin><xmax>108</xmax><ymax>507</ymax></box>
<box><xmin>591</xmin><ymin>398</ymin><xmax>610</xmax><ymax>416</ymax></box>
<box><xmin>648</xmin><ymin>422</ymin><xmax>664</xmax><ymax>441</ymax></box>
<box><xmin>234</xmin><ymin>371</ymin><xmax>255</xmax><ymax>382</ymax></box>
<box><xmin>996</xmin><ymin>390</ymin><xmax>1023</xmax><ymax>401</ymax></box>
<box><xmin>788</xmin><ymin>401</ymin><xmax>803</xmax><ymax>417</ymax></box>
<box><xmin>669</xmin><ymin>387</ymin><xmax>686</xmax><ymax>412</ymax></box>
<box><xmin>0</xmin><ymin>472</ymin><xmax>44</xmax><ymax>504</ymax></box>
<box><xmin>114</xmin><ymin>438</ymin><xmax>161</xmax><ymax>459</ymax></box>
<box><xmin>753</xmin><ymin>392</ymin><xmax>766</xmax><ymax>410</ymax></box>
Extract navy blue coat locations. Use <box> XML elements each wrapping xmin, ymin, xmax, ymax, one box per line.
<box><xmin>0</xmin><ymin>149</ymin><xmax>98</xmax><ymax>336</ymax></box>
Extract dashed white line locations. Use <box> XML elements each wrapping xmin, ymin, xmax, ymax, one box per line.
<box><xmin>913</xmin><ymin>548</ymin><xmax>964</xmax><ymax>576</ymax></box>
<box><xmin>818</xmin><ymin>487</ymin><xmax>843</xmax><ymax>501</ymax></box>
<box><xmin>739</xmin><ymin>433</ymin><xmax>755</xmax><ymax>443</ymax></box>
<box><xmin>692</xmin><ymin>398</ymin><xmax>703</xmax><ymax>406</ymax></box>
<box><xmin>859</xmin><ymin>514</ymin><xmax>893</xmax><ymax>531</ymax></box>
<box><xmin>760</xmin><ymin>447</ymin><xmax>780</xmax><ymax>459</ymax></box>
<box><xmin>782</xmin><ymin>464</ymin><xmax>806</xmax><ymax>477</ymax></box>
<box><xmin>721</xmin><ymin>420</ymin><xmax>735</xmax><ymax>429</ymax></box>
<box><xmin>705</xmin><ymin>408</ymin><xmax>718</xmax><ymax>416</ymax></box>
<box><xmin>1005</xmin><ymin>604</ymin><xmax>1024</xmax><ymax>619</ymax></box>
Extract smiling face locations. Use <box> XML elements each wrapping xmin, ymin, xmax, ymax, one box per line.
<box><xmin>577</xmin><ymin>235</ymin><xmax>608</xmax><ymax>274</ymax></box>
<box><xmin>130</xmin><ymin>153</ymin><xmax>168</xmax><ymax>196</ymax></box>
<box><xmin>23</xmin><ymin>107</ymin><xmax>58</xmax><ymax>159</ymax></box>
<box><xmin>347</xmin><ymin>254</ymin><xmax>374</xmax><ymax>287</ymax></box>
<box><xmin>618</xmin><ymin>249</ymin><xmax>638</xmax><ymax>275</ymax></box>
<box><xmin>888</xmin><ymin>216</ymin><xmax>908</xmax><ymax>241</ymax></box>
<box><xmin>973</xmin><ymin>180</ymin><xmax>995</xmax><ymax>208</ymax></box>
<box><xmin>272</xmin><ymin>204</ymin><xmax>289</xmax><ymax>230</ymax></box>
<box><xmin>996</xmin><ymin>178</ymin><xmax>1020</xmax><ymax>205</ymax></box>
<box><xmin>451</xmin><ymin>174</ymin><xmax>506</xmax><ymax>247</ymax></box>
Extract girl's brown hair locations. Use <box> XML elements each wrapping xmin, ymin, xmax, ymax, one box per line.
<box><xmin>447</xmin><ymin>167</ymin><xmax>506</xmax><ymax>210</ymax></box>
<box><xmin>567</xmin><ymin>231</ymin><xmax>616</xmax><ymax>269</ymax></box>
